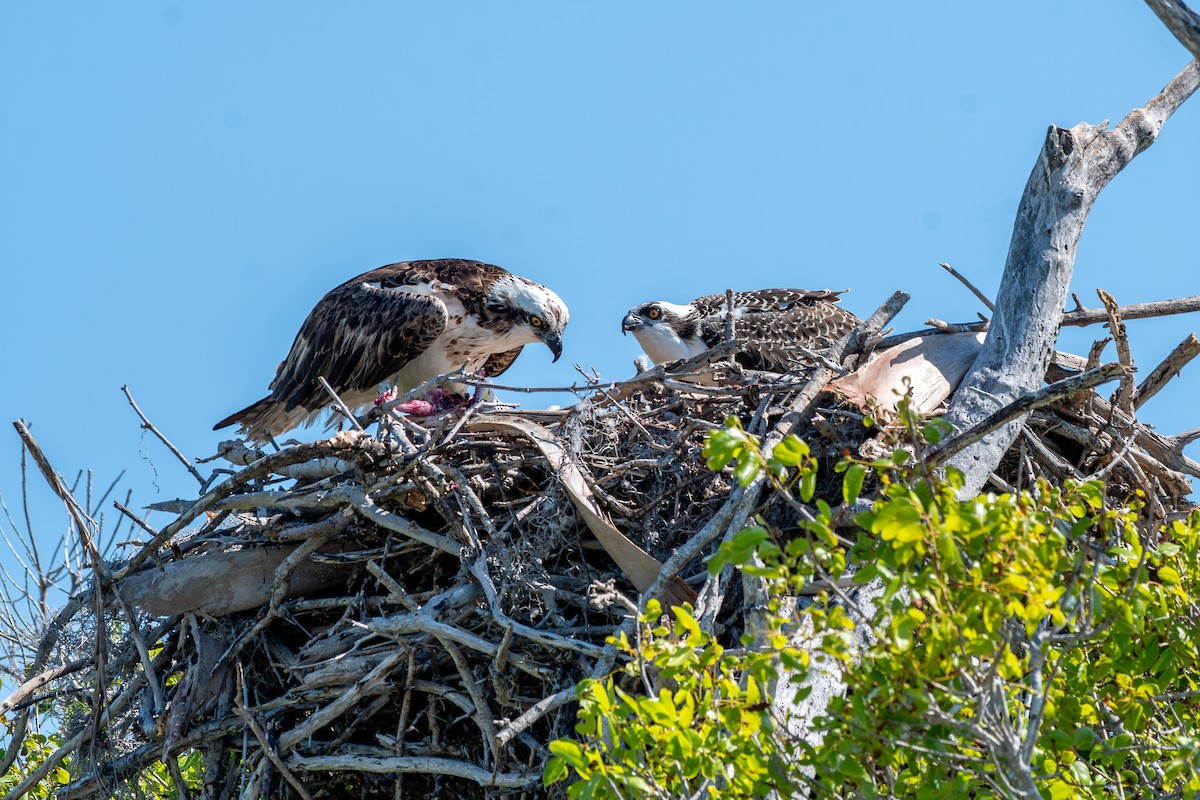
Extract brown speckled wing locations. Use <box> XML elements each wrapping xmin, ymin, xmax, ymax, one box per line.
<box><xmin>482</xmin><ymin>346</ymin><xmax>525</xmax><ymax>378</ymax></box>
<box><xmin>694</xmin><ymin>288</ymin><xmax>859</xmax><ymax>372</ymax></box>
<box><xmin>691</xmin><ymin>288</ymin><xmax>848</xmax><ymax>316</ymax></box>
<box><xmin>423</xmin><ymin>259</ymin><xmax>510</xmax><ymax>318</ymax></box>
<box><xmin>269</xmin><ymin>266</ymin><xmax>449</xmax><ymax>413</ymax></box>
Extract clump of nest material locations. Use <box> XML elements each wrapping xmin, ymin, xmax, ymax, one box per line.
<box><xmin>6</xmin><ymin>289</ymin><xmax>1199</xmax><ymax>800</ymax></box>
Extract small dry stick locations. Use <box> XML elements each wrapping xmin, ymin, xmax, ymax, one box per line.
<box><xmin>724</xmin><ymin>288</ymin><xmax>736</xmax><ymax>342</ymax></box>
<box><xmin>112</xmin><ymin>500</ymin><xmax>161</xmax><ymax>541</ymax></box>
<box><xmin>317</xmin><ymin>376</ymin><xmax>366</xmax><ymax>434</ymax></box>
<box><xmin>1135</xmin><ymin>333</ymin><xmax>1200</xmax><ymax>410</ymax></box>
<box><xmin>924</xmin><ymin>362</ymin><xmax>1128</xmax><ymax>467</ymax></box>
<box><xmin>875</xmin><ymin>320</ymin><xmax>988</xmax><ymax>349</ymax></box>
<box><xmin>1060</xmin><ymin>294</ymin><xmax>1200</xmax><ymax>327</ymax></box>
<box><xmin>287</xmin><ymin>754</ymin><xmax>537</xmax><ymax>790</ymax></box>
<box><xmin>1097</xmin><ymin>289</ymin><xmax>1136</xmax><ymax>416</ymax></box>
<box><xmin>925</xmin><ymin>318</ymin><xmax>983</xmax><ymax>334</ymax></box>
<box><xmin>938</xmin><ymin>262</ymin><xmax>996</xmax><ymax>312</ymax></box>
<box><xmin>235</xmin><ymin>663</ymin><xmax>314</xmax><ymax>800</ymax></box>
<box><xmin>122</xmin><ymin>385</ymin><xmax>206</xmax><ymax>486</ymax></box>
<box><xmin>0</xmin><ymin>658</ymin><xmax>91</xmax><ymax>716</ymax></box>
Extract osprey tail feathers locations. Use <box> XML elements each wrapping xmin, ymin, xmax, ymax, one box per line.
<box><xmin>213</xmin><ymin>396</ymin><xmax>314</xmax><ymax>444</ymax></box>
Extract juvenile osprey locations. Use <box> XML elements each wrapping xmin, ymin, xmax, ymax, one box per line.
<box><xmin>215</xmin><ymin>258</ymin><xmax>569</xmax><ymax>443</ymax></box>
<box><xmin>621</xmin><ymin>289</ymin><xmax>858</xmax><ymax>372</ymax></box>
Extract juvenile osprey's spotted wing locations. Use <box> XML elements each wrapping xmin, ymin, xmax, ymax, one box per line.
<box><xmin>215</xmin><ymin>259</ymin><xmax>569</xmax><ymax>443</ymax></box>
<box><xmin>621</xmin><ymin>288</ymin><xmax>858</xmax><ymax>372</ymax></box>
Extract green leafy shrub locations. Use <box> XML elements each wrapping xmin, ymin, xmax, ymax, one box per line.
<box><xmin>0</xmin><ymin>724</ymin><xmax>69</xmax><ymax>799</ymax></box>
<box><xmin>547</xmin><ymin>416</ymin><xmax>1200</xmax><ymax>799</ymax></box>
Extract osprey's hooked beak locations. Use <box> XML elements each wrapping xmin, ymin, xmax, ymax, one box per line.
<box><xmin>545</xmin><ymin>330</ymin><xmax>563</xmax><ymax>362</ymax></box>
<box><xmin>621</xmin><ymin>313</ymin><xmax>640</xmax><ymax>335</ymax></box>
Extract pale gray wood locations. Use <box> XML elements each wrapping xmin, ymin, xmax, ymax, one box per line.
<box><xmin>943</xmin><ymin>61</ymin><xmax>1200</xmax><ymax>495</ymax></box>
<box><xmin>1145</xmin><ymin>0</ymin><xmax>1200</xmax><ymax>58</ymax></box>
<box><xmin>1136</xmin><ymin>334</ymin><xmax>1200</xmax><ymax>409</ymax></box>
<box><xmin>1061</xmin><ymin>294</ymin><xmax>1200</xmax><ymax>327</ymax></box>
<box><xmin>118</xmin><ymin>546</ymin><xmax>352</xmax><ymax>616</ymax></box>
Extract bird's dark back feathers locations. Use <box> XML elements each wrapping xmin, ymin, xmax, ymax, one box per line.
<box><xmin>693</xmin><ymin>288</ymin><xmax>858</xmax><ymax>372</ymax></box>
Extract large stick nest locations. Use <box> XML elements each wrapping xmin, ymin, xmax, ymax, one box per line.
<box><xmin>7</xmin><ymin>307</ymin><xmax>1199</xmax><ymax>800</ymax></box>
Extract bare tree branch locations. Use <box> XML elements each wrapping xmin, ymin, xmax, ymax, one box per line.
<box><xmin>1145</xmin><ymin>0</ymin><xmax>1200</xmax><ymax>58</ymax></box>
<box><xmin>942</xmin><ymin>61</ymin><xmax>1200</xmax><ymax>495</ymax></box>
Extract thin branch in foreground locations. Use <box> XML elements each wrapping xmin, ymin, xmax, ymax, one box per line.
<box><xmin>938</xmin><ymin>262</ymin><xmax>996</xmax><ymax>312</ymax></box>
<box><xmin>1098</xmin><ymin>289</ymin><xmax>1136</xmax><ymax>417</ymax></box>
<box><xmin>927</xmin><ymin>363</ymin><xmax>1128</xmax><ymax>467</ymax></box>
<box><xmin>1061</xmin><ymin>294</ymin><xmax>1200</xmax><ymax>328</ymax></box>
<box><xmin>1134</xmin><ymin>333</ymin><xmax>1200</xmax><ymax>410</ymax></box>
<box><xmin>317</xmin><ymin>376</ymin><xmax>366</xmax><ymax>435</ymax></box>
<box><xmin>122</xmin><ymin>385</ymin><xmax>205</xmax><ymax>486</ymax></box>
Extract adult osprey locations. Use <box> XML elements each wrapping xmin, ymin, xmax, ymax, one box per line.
<box><xmin>621</xmin><ymin>289</ymin><xmax>858</xmax><ymax>372</ymax></box>
<box><xmin>215</xmin><ymin>259</ymin><xmax>569</xmax><ymax>443</ymax></box>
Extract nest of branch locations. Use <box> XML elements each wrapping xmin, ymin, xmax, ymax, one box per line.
<box><xmin>8</xmin><ymin>310</ymin><xmax>1198</xmax><ymax>800</ymax></box>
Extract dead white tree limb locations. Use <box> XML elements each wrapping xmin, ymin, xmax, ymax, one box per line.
<box><xmin>1145</xmin><ymin>0</ymin><xmax>1200</xmax><ymax>58</ymax></box>
<box><xmin>942</xmin><ymin>59</ymin><xmax>1200</xmax><ymax>495</ymax></box>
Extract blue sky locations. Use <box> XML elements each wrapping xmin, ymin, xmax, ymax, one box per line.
<box><xmin>1</xmin><ymin>3</ymin><xmax>1198</xmax><ymax>600</ymax></box>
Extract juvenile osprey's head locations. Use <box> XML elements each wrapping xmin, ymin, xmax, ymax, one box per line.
<box><xmin>487</xmin><ymin>275</ymin><xmax>570</xmax><ymax>361</ymax></box>
<box><xmin>621</xmin><ymin>301</ymin><xmax>706</xmax><ymax>365</ymax></box>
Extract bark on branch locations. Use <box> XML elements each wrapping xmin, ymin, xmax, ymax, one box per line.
<box><xmin>1145</xmin><ymin>0</ymin><xmax>1200</xmax><ymax>59</ymax></box>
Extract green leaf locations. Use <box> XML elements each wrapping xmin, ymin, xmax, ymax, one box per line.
<box><xmin>843</xmin><ymin>463</ymin><xmax>866</xmax><ymax>505</ymax></box>
<box><xmin>703</xmin><ymin>432</ymin><xmax>739</xmax><ymax>470</ymax></box>
<box><xmin>800</xmin><ymin>469</ymin><xmax>817</xmax><ymax>502</ymax></box>
<box><xmin>893</xmin><ymin>615</ymin><xmax>917</xmax><ymax>651</ymax></box>
<box><xmin>709</xmin><ymin>526</ymin><xmax>771</xmax><ymax>574</ymax></box>
<box><xmin>734</xmin><ymin>454</ymin><xmax>761</xmax><ymax>486</ymax></box>
<box><xmin>772</xmin><ymin>435</ymin><xmax>809</xmax><ymax>467</ymax></box>
<box><xmin>641</xmin><ymin>598</ymin><xmax>663</xmax><ymax>623</ymax></box>
<box><xmin>921</xmin><ymin>421</ymin><xmax>944</xmax><ymax>445</ymax></box>
<box><xmin>1157</xmin><ymin>566</ymin><xmax>1180</xmax><ymax>585</ymax></box>
<box><xmin>703</xmin><ymin>418</ymin><xmax>751</xmax><ymax>471</ymax></box>
<box><xmin>543</xmin><ymin>755</ymin><xmax>569</xmax><ymax>785</ymax></box>
<box><xmin>1047</xmin><ymin>780</ymin><xmax>1075</xmax><ymax>800</ymax></box>
<box><xmin>731</xmin><ymin>526</ymin><xmax>769</xmax><ymax>558</ymax></box>
<box><xmin>549</xmin><ymin>739</ymin><xmax>589</xmax><ymax>771</ymax></box>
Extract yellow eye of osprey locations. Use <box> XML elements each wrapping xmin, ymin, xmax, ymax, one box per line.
<box><xmin>647</xmin><ymin>307</ymin><xmax>661</xmax><ymax>320</ymax></box>
<box><xmin>530</xmin><ymin>314</ymin><xmax>543</xmax><ymax>327</ymax></box>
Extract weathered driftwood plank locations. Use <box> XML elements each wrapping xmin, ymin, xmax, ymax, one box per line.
<box><xmin>118</xmin><ymin>546</ymin><xmax>355</xmax><ymax>617</ymax></box>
